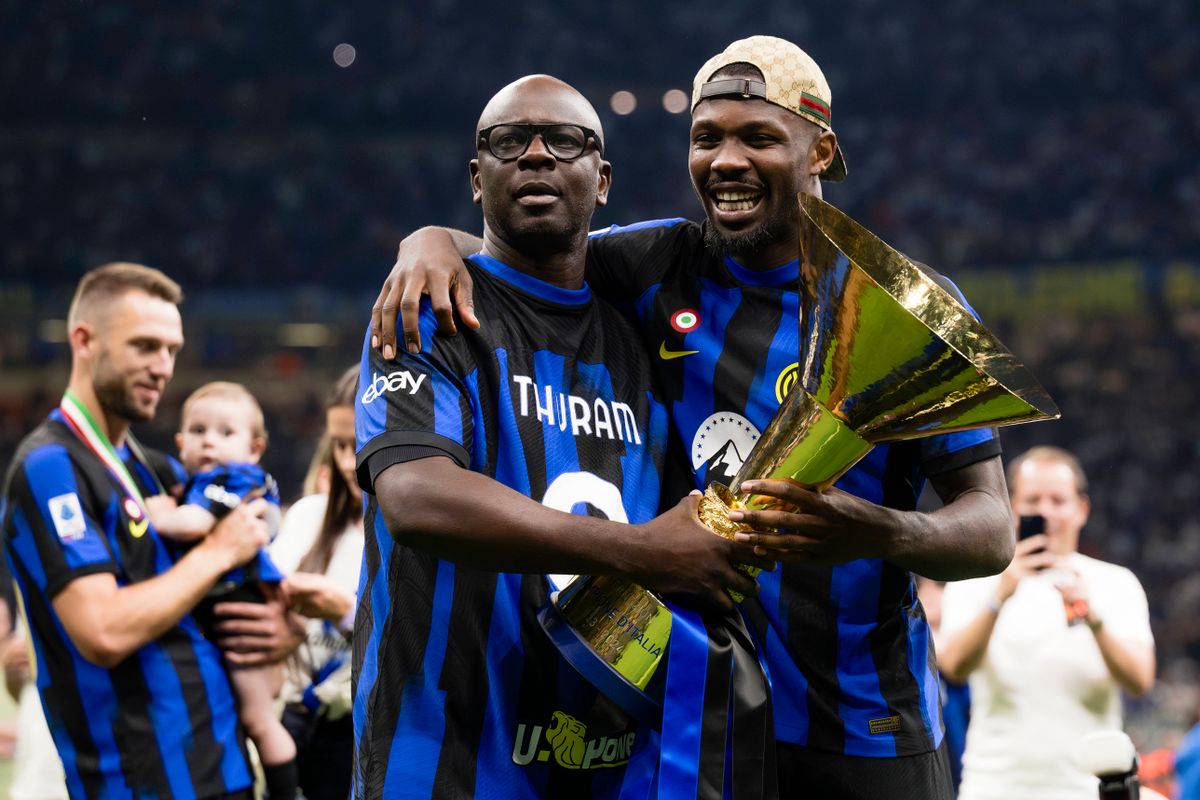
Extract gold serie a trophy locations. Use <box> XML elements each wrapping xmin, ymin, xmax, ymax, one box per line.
<box><xmin>539</xmin><ymin>194</ymin><xmax>1061</xmax><ymax>720</ymax></box>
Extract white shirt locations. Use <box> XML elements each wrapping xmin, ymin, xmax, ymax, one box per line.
<box><xmin>269</xmin><ymin>493</ymin><xmax>364</xmax><ymax>718</ymax></box>
<box><xmin>942</xmin><ymin>553</ymin><xmax>1153</xmax><ymax>800</ymax></box>
<box><xmin>270</xmin><ymin>493</ymin><xmax>364</xmax><ymax>590</ymax></box>
<box><xmin>11</xmin><ymin>679</ymin><xmax>68</xmax><ymax>800</ymax></box>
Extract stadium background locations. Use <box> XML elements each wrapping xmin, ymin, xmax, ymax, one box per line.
<box><xmin>1</xmin><ymin>0</ymin><xmax>1197</xmax><ymax>788</ymax></box>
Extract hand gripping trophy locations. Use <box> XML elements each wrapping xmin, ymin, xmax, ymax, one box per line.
<box><xmin>540</xmin><ymin>194</ymin><xmax>1061</xmax><ymax>719</ymax></box>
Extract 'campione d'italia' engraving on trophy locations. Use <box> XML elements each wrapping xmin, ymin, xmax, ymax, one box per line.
<box><xmin>571</xmin><ymin>580</ymin><xmax>666</xmax><ymax>660</ymax></box>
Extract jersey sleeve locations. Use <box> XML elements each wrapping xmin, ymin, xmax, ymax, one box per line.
<box><xmin>355</xmin><ymin>298</ymin><xmax>476</xmax><ymax>493</ymax></box>
<box><xmin>918</xmin><ymin>429</ymin><xmax>1001</xmax><ymax>476</ymax></box>
<box><xmin>585</xmin><ymin>218</ymin><xmax>692</xmax><ymax>305</ymax></box>
<box><xmin>5</xmin><ymin>443</ymin><xmax>116</xmax><ymax>599</ymax></box>
<box><xmin>912</xmin><ymin>269</ymin><xmax>1003</xmax><ymax>475</ymax></box>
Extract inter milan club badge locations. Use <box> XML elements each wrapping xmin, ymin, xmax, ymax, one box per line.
<box><xmin>124</xmin><ymin>497</ymin><xmax>148</xmax><ymax>538</ymax></box>
<box><xmin>775</xmin><ymin>362</ymin><xmax>799</xmax><ymax>403</ymax></box>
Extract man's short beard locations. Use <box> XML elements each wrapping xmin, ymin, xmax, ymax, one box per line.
<box><xmin>93</xmin><ymin>357</ymin><xmax>153</xmax><ymax>423</ymax></box>
<box><xmin>703</xmin><ymin>216</ymin><xmax>791</xmax><ymax>259</ymax></box>
<box><xmin>94</xmin><ymin>377</ymin><xmax>151</xmax><ymax>422</ymax></box>
<box><xmin>491</xmin><ymin>210</ymin><xmax>586</xmax><ymax>262</ymax></box>
<box><xmin>506</xmin><ymin>226</ymin><xmax>577</xmax><ymax>260</ymax></box>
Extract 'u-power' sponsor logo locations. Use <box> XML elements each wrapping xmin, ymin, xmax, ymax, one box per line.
<box><xmin>511</xmin><ymin>710</ymin><xmax>635</xmax><ymax>770</ymax></box>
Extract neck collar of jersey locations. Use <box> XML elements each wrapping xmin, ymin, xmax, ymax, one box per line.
<box><xmin>469</xmin><ymin>253</ymin><xmax>592</xmax><ymax>307</ymax></box>
<box><xmin>723</xmin><ymin>255</ymin><xmax>800</xmax><ymax>287</ymax></box>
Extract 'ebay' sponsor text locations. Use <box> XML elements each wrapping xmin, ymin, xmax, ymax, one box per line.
<box><xmin>361</xmin><ymin>370</ymin><xmax>428</xmax><ymax>403</ymax></box>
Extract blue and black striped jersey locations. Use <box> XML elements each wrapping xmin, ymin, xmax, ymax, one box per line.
<box><xmin>182</xmin><ymin>463</ymin><xmax>284</xmax><ymax>586</ymax></box>
<box><xmin>123</xmin><ymin>444</ymin><xmax>187</xmax><ymax>498</ymax></box>
<box><xmin>1</xmin><ymin>410</ymin><xmax>252</xmax><ymax>799</ymax></box>
<box><xmin>353</xmin><ymin>253</ymin><xmax>669</xmax><ymax>799</ymax></box>
<box><xmin>587</xmin><ymin>219</ymin><xmax>1001</xmax><ymax>758</ymax></box>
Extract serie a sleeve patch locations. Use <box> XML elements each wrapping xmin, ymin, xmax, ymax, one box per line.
<box><xmin>47</xmin><ymin>492</ymin><xmax>87</xmax><ymax>541</ymax></box>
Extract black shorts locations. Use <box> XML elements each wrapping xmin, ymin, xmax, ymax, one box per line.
<box><xmin>777</xmin><ymin>741</ymin><xmax>953</xmax><ymax>800</ymax></box>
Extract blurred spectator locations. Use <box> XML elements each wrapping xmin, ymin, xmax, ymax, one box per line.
<box><xmin>940</xmin><ymin>447</ymin><xmax>1155</xmax><ymax>799</ymax></box>
<box><xmin>301</xmin><ymin>432</ymin><xmax>332</xmax><ymax>497</ymax></box>
<box><xmin>270</xmin><ymin>367</ymin><xmax>363</xmax><ymax>800</ymax></box>
<box><xmin>0</xmin><ymin>0</ymin><xmax>1198</xmax><ymax>779</ymax></box>
<box><xmin>920</xmin><ymin>576</ymin><xmax>972</xmax><ymax>796</ymax></box>
<box><xmin>3</xmin><ymin>625</ymin><xmax>68</xmax><ymax>800</ymax></box>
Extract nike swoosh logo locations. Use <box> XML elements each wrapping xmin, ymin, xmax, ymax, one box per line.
<box><xmin>659</xmin><ymin>341</ymin><xmax>699</xmax><ymax>360</ymax></box>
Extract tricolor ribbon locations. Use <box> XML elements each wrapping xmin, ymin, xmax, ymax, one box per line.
<box><xmin>58</xmin><ymin>390</ymin><xmax>148</xmax><ymax>515</ymax></box>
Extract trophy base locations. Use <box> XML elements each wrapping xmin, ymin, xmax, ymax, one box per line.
<box><xmin>538</xmin><ymin>575</ymin><xmax>670</xmax><ymax>723</ymax></box>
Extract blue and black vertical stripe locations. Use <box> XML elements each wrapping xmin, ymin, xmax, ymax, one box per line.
<box><xmin>1</xmin><ymin>416</ymin><xmax>252</xmax><ymax>799</ymax></box>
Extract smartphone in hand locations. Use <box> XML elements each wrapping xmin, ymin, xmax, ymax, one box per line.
<box><xmin>1018</xmin><ymin>514</ymin><xmax>1048</xmax><ymax>569</ymax></box>
<box><xmin>1018</xmin><ymin>514</ymin><xmax>1046</xmax><ymax>541</ymax></box>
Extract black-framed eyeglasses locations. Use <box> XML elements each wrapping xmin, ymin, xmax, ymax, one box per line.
<box><xmin>477</xmin><ymin>123</ymin><xmax>603</xmax><ymax>161</ymax></box>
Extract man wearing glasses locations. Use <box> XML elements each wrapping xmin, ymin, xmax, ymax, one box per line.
<box><xmin>352</xmin><ymin>75</ymin><xmax>770</xmax><ymax>799</ymax></box>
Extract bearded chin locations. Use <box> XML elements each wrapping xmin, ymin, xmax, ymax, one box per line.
<box><xmin>507</xmin><ymin>226</ymin><xmax>576</xmax><ymax>260</ymax></box>
<box><xmin>94</xmin><ymin>372</ymin><xmax>152</xmax><ymax>423</ymax></box>
<box><xmin>703</xmin><ymin>214</ymin><xmax>791</xmax><ymax>259</ymax></box>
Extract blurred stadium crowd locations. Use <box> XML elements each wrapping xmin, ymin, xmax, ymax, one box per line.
<box><xmin>2</xmin><ymin>0</ymin><xmax>1197</xmax><ymax>286</ymax></box>
<box><xmin>2</xmin><ymin>0</ymin><xmax>1199</xmax><ymax>784</ymax></box>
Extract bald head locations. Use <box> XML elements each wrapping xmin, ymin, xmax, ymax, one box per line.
<box><xmin>477</xmin><ymin>74</ymin><xmax>604</xmax><ymax>150</ymax></box>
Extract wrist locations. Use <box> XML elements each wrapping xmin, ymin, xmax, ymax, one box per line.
<box><xmin>984</xmin><ymin>595</ymin><xmax>1005</xmax><ymax>616</ymax></box>
<box><xmin>193</xmin><ymin>536</ymin><xmax>237</xmax><ymax>575</ymax></box>
<box><xmin>609</xmin><ymin>518</ymin><xmax>649</xmax><ymax>580</ymax></box>
<box><xmin>1063</xmin><ymin>598</ymin><xmax>1100</xmax><ymax>630</ymax></box>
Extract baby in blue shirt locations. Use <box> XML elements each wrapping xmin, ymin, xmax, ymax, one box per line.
<box><xmin>149</xmin><ymin>381</ymin><xmax>296</xmax><ymax>799</ymax></box>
